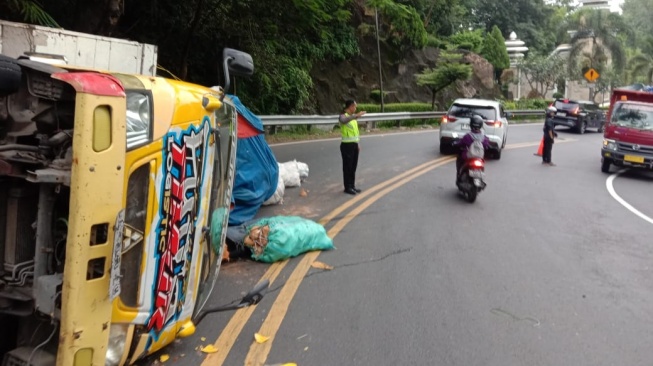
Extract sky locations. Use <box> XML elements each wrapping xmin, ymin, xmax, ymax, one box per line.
<box><xmin>610</xmin><ymin>0</ymin><xmax>624</xmax><ymax>13</ymax></box>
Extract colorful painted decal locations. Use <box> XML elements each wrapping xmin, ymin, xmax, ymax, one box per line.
<box><xmin>147</xmin><ymin>118</ymin><xmax>211</xmax><ymax>332</ymax></box>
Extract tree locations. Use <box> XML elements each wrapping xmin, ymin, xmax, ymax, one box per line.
<box><xmin>448</xmin><ymin>29</ymin><xmax>484</xmax><ymax>53</ymax></box>
<box><xmin>480</xmin><ymin>26</ymin><xmax>510</xmax><ymax>84</ymax></box>
<box><xmin>368</xmin><ymin>0</ymin><xmax>428</xmax><ymax>51</ymax></box>
<box><xmin>563</xmin><ymin>8</ymin><xmax>631</xmax><ymax>73</ymax></box>
<box><xmin>0</xmin><ymin>0</ymin><xmax>59</xmax><ymax>27</ymax></box>
<box><xmin>519</xmin><ymin>53</ymin><xmax>566</xmax><ymax>98</ymax></box>
<box><xmin>594</xmin><ymin>65</ymin><xmax>623</xmax><ymax>102</ymax></box>
<box><xmin>415</xmin><ymin>51</ymin><xmax>472</xmax><ymax>109</ymax></box>
<box><xmin>561</xmin><ymin>8</ymin><xmax>632</xmax><ymax>100</ymax></box>
<box><xmin>471</xmin><ymin>0</ymin><xmax>557</xmax><ymax>54</ymax></box>
<box><xmin>627</xmin><ymin>36</ymin><xmax>653</xmax><ymax>84</ymax></box>
<box><xmin>622</xmin><ymin>0</ymin><xmax>653</xmax><ymax>48</ymax></box>
<box><xmin>399</xmin><ymin>0</ymin><xmax>476</xmax><ymax>37</ymax></box>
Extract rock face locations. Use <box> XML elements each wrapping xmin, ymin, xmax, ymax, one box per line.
<box><xmin>309</xmin><ymin>37</ymin><xmax>502</xmax><ymax>114</ymax></box>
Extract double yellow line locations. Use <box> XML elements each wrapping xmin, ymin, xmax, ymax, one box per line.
<box><xmin>203</xmin><ymin>139</ymin><xmax>553</xmax><ymax>365</ymax></box>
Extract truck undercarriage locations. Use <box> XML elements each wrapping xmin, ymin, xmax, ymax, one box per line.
<box><xmin>0</xmin><ymin>56</ymin><xmax>75</xmax><ymax>365</ymax></box>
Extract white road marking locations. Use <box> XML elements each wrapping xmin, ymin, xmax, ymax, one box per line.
<box><xmin>606</xmin><ymin>170</ymin><xmax>653</xmax><ymax>225</ymax></box>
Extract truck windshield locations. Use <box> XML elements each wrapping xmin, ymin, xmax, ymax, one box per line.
<box><xmin>611</xmin><ymin>103</ymin><xmax>653</xmax><ymax>130</ymax></box>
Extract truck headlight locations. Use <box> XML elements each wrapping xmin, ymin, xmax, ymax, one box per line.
<box><xmin>126</xmin><ymin>92</ymin><xmax>151</xmax><ymax>149</ymax></box>
<box><xmin>603</xmin><ymin>139</ymin><xmax>617</xmax><ymax>151</ymax></box>
<box><xmin>105</xmin><ymin>324</ymin><xmax>129</xmax><ymax>366</ymax></box>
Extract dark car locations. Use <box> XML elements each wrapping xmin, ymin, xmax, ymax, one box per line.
<box><xmin>550</xmin><ymin>99</ymin><xmax>606</xmax><ymax>134</ymax></box>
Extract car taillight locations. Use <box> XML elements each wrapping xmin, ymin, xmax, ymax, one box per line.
<box><xmin>470</xmin><ymin>159</ymin><xmax>484</xmax><ymax>168</ymax></box>
<box><xmin>570</xmin><ymin>107</ymin><xmax>579</xmax><ymax>115</ymax></box>
<box><xmin>485</xmin><ymin>120</ymin><xmax>502</xmax><ymax>127</ymax></box>
<box><xmin>441</xmin><ymin>116</ymin><xmax>457</xmax><ymax>124</ymax></box>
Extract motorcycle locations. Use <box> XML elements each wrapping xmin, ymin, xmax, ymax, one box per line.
<box><xmin>456</xmin><ymin>155</ymin><xmax>487</xmax><ymax>203</ymax></box>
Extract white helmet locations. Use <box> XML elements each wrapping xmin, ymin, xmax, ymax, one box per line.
<box><xmin>546</xmin><ymin>106</ymin><xmax>557</xmax><ymax>114</ymax></box>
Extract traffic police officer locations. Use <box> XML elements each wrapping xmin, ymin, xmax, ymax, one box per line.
<box><xmin>339</xmin><ymin>99</ymin><xmax>366</xmax><ymax>195</ymax></box>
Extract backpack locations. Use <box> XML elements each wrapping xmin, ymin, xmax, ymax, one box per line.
<box><xmin>467</xmin><ymin>133</ymin><xmax>485</xmax><ymax>158</ymax></box>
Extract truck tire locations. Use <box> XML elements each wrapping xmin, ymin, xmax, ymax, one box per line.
<box><xmin>0</xmin><ymin>55</ymin><xmax>21</xmax><ymax>96</ymax></box>
<box><xmin>601</xmin><ymin>159</ymin><xmax>611</xmax><ymax>174</ymax></box>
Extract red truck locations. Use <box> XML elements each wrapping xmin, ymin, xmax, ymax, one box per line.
<box><xmin>601</xmin><ymin>86</ymin><xmax>653</xmax><ymax>173</ymax></box>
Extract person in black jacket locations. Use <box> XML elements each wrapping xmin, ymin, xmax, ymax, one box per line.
<box><xmin>542</xmin><ymin>106</ymin><xmax>558</xmax><ymax>166</ymax></box>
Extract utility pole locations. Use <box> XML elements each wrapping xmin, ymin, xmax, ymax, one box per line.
<box><xmin>375</xmin><ymin>7</ymin><xmax>384</xmax><ymax>117</ymax></box>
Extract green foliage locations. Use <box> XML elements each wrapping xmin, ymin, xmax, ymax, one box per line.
<box><xmin>519</xmin><ymin>54</ymin><xmax>567</xmax><ymax>98</ymax></box>
<box><xmin>562</xmin><ymin>8</ymin><xmax>631</xmax><ymax>73</ymax></box>
<box><xmin>415</xmin><ymin>51</ymin><xmax>472</xmax><ymax>108</ymax></box>
<box><xmin>369</xmin><ymin>90</ymin><xmax>389</xmax><ymax>103</ymax></box>
<box><xmin>1</xmin><ymin>0</ymin><xmax>59</xmax><ymax>27</ymax></box>
<box><xmin>347</xmin><ymin>102</ymin><xmax>435</xmax><ymax>128</ymax></box>
<box><xmin>501</xmin><ymin>98</ymin><xmax>551</xmax><ymax>110</ymax></box>
<box><xmin>627</xmin><ymin>37</ymin><xmax>653</xmax><ymax>84</ymax></box>
<box><xmin>242</xmin><ymin>55</ymin><xmax>314</xmax><ymax>114</ymax></box>
<box><xmin>357</xmin><ymin>102</ymin><xmax>433</xmax><ymax>112</ymax></box>
<box><xmin>448</xmin><ymin>29</ymin><xmax>484</xmax><ymax>53</ymax></box>
<box><xmin>472</xmin><ymin>0</ymin><xmax>558</xmax><ymax>54</ymax></box>
<box><xmin>426</xmin><ymin>34</ymin><xmax>447</xmax><ymax>49</ymax></box>
<box><xmin>552</xmin><ymin>92</ymin><xmax>564</xmax><ymax>99</ymax></box>
<box><xmin>622</xmin><ymin>0</ymin><xmax>653</xmax><ymax>48</ymax></box>
<box><xmin>481</xmin><ymin>26</ymin><xmax>510</xmax><ymax>70</ymax></box>
<box><xmin>368</xmin><ymin>0</ymin><xmax>428</xmax><ymax>50</ymax></box>
<box><xmin>594</xmin><ymin>65</ymin><xmax>623</xmax><ymax>97</ymax></box>
<box><xmin>7</xmin><ymin>0</ymin><xmax>644</xmax><ymax>115</ymax></box>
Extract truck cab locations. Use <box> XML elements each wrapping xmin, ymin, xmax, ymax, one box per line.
<box><xmin>601</xmin><ymin>86</ymin><xmax>653</xmax><ymax>173</ymax></box>
<box><xmin>0</xmin><ymin>48</ymin><xmax>253</xmax><ymax>366</ymax></box>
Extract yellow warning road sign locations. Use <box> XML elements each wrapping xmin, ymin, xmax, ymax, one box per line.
<box><xmin>584</xmin><ymin>68</ymin><xmax>600</xmax><ymax>82</ymax></box>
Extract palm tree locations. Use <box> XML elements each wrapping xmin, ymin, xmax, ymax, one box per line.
<box><xmin>0</xmin><ymin>0</ymin><xmax>59</xmax><ymax>27</ymax></box>
<box><xmin>560</xmin><ymin>8</ymin><xmax>632</xmax><ymax>99</ymax></box>
<box><xmin>562</xmin><ymin>9</ymin><xmax>631</xmax><ymax>73</ymax></box>
<box><xmin>627</xmin><ymin>36</ymin><xmax>653</xmax><ymax>84</ymax></box>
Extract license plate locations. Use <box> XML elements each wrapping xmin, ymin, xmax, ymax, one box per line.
<box><xmin>461</xmin><ymin>124</ymin><xmax>469</xmax><ymax>129</ymax></box>
<box><xmin>624</xmin><ymin>155</ymin><xmax>644</xmax><ymax>163</ymax></box>
<box><xmin>556</xmin><ymin>112</ymin><xmax>565</xmax><ymax>117</ymax></box>
<box><xmin>468</xmin><ymin>170</ymin><xmax>484</xmax><ymax>178</ymax></box>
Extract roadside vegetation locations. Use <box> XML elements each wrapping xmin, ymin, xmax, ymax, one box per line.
<box><xmin>1</xmin><ymin>0</ymin><xmax>650</xmax><ymax>115</ymax></box>
<box><xmin>265</xmin><ymin>99</ymin><xmax>547</xmax><ymax>144</ymax></box>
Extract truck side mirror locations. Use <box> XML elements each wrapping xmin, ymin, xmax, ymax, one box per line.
<box><xmin>222</xmin><ymin>48</ymin><xmax>254</xmax><ymax>94</ymax></box>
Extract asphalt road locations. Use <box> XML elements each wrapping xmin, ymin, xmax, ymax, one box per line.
<box><xmin>140</xmin><ymin>123</ymin><xmax>653</xmax><ymax>366</ymax></box>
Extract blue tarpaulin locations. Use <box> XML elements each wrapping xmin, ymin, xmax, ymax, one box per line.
<box><xmin>227</xmin><ymin>95</ymin><xmax>279</xmax><ymax>226</ymax></box>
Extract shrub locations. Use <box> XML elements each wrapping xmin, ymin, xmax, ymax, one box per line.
<box><xmin>370</xmin><ymin>90</ymin><xmax>388</xmax><ymax>103</ymax></box>
<box><xmin>357</xmin><ymin>103</ymin><xmax>437</xmax><ymax>127</ymax></box>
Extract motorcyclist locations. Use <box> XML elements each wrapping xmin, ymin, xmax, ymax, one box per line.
<box><xmin>455</xmin><ymin>115</ymin><xmax>490</xmax><ymax>181</ymax></box>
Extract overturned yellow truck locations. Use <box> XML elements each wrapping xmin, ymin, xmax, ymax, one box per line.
<box><xmin>0</xmin><ymin>49</ymin><xmax>253</xmax><ymax>365</ymax></box>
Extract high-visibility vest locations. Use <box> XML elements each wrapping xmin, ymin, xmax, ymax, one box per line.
<box><xmin>340</xmin><ymin>113</ymin><xmax>360</xmax><ymax>143</ymax></box>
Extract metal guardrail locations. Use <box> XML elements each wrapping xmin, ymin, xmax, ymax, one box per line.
<box><xmin>259</xmin><ymin>110</ymin><xmax>544</xmax><ymax>126</ymax></box>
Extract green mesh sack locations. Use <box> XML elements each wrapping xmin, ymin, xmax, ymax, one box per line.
<box><xmin>245</xmin><ymin>216</ymin><xmax>334</xmax><ymax>263</ymax></box>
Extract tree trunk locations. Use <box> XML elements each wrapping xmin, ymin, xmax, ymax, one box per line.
<box><xmin>431</xmin><ymin>90</ymin><xmax>437</xmax><ymax>110</ymax></box>
<box><xmin>179</xmin><ymin>0</ymin><xmax>206</xmax><ymax>80</ymax></box>
<box><xmin>74</xmin><ymin>0</ymin><xmax>123</xmax><ymax>36</ymax></box>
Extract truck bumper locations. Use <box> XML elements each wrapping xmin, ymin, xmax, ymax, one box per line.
<box><xmin>602</xmin><ymin>149</ymin><xmax>653</xmax><ymax>170</ymax></box>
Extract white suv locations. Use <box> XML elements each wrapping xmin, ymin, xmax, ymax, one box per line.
<box><xmin>439</xmin><ymin>98</ymin><xmax>510</xmax><ymax>159</ymax></box>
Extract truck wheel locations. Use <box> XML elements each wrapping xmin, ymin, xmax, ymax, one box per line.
<box><xmin>0</xmin><ymin>55</ymin><xmax>21</xmax><ymax>96</ymax></box>
<box><xmin>494</xmin><ymin>148</ymin><xmax>502</xmax><ymax>160</ymax></box>
<box><xmin>601</xmin><ymin>159</ymin><xmax>611</xmax><ymax>173</ymax></box>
